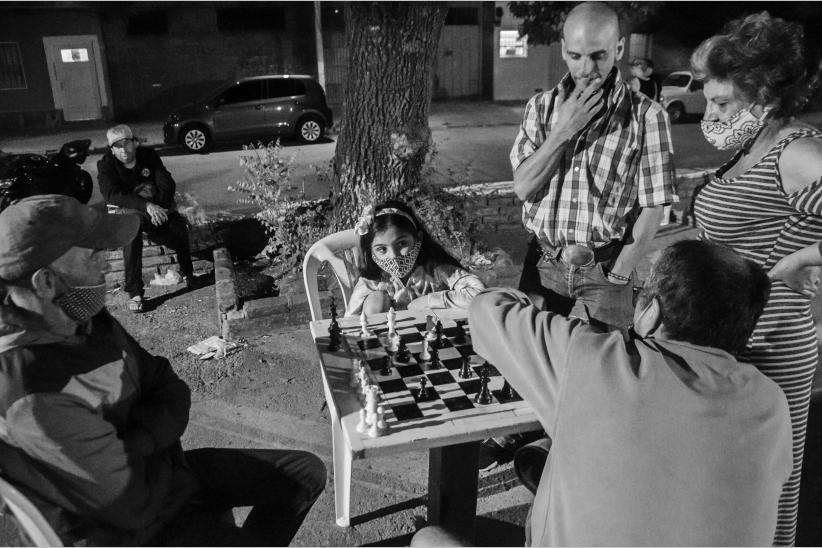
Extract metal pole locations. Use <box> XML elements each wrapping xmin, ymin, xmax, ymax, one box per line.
<box><xmin>314</xmin><ymin>0</ymin><xmax>326</xmax><ymax>89</ymax></box>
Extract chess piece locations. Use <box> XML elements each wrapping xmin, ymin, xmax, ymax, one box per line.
<box><xmin>501</xmin><ymin>379</ymin><xmax>518</xmax><ymax>401</ymax></box>
<box><xmin>419</xmin><ymin>339</ymin><xmax>431</xmax><ymax>362</ymax></box>
<box><xmin>330</xmin><ymin>295</ymin><xmax>338</xmax><ymax>320</ymax></box>
<box><xmin>350</xmin><ymin>358</ymin><xmax>362</xmax><ymax>387</ymax></box>
<box><xmin>426</xmin><ymin>314</ymin><xmax>435</xmax><ymax>334</ymax></box>
<box><xmin>365</xmin><ymin>385</ymin><xmax>380</xmax><ymax>422</ymax></box>
<box><xmin>453</xmin><ymin>320</ymin><xmax>467</xmax><ymax>344</ymax></box>
<box><xmin>359</xmin><ymin>364</ymin><xmax>370</xmax><ymax>394</ymax></box>
<box><xmin>360</xmin><ymin>311</ymin><xmax>370</xmax><ymax>338</ymax></box>
<box><xmin>387</xmin><ymin>306</ymin><xmax>397</xmax><ymax>337</ymax></box>
<box><xmin>428</xmin><ymin>346</ymin><xmax>442</xmax><ymax>369</ymax></box>
<box><xmin>395</xmin><ymin>340</ymin><xmax>410</xmax><ymax>363</ymax></box>
<box><xmin>380</xmin><ymin>355</ymin><xmax>392</xmax><ymax>376</ymax></box>
<box><xmin>417</xmin><ymin>377</ymin><xmax>430</xmax><ymax>401</ymax></box>
<box><xmin>388</xmin><ymin>331</ymin><xmax>400</xmax><ymax>353</ymax></box>
<box><xmin>434</xmin><ymin>321</ymin><xmax>444</xmax><ymax>348</ymax></box>
<box><xmin>459</xmin><ymin>356</ymin><xmax>472</xmax><ymax>379</ymax></box>
<box><xmin>356</xmin><ymin>408</ymin><xmax>368</xmax><ymax>433</ymax></box>
<box><xmin>376</xmin><ymin>406</ymin><xmax>387</xmax><ymax>430</ymax></box>
<box><xmin>475</xmin><ymin>368</ymin><xmax>493</xmax><ymax>405</ymax></box>
<box><xmin>327</xmin><ymin>317</ymin><xmax>342</xmax><ymax>352</ymax></box>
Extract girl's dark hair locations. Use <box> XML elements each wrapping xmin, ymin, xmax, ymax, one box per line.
<box><xmin>690</xmin><ymin>12</ymin><xmax>822</xmax><ymax>118</ymax></box>
<box><xmin>358</xmin><ymin>200</ymin><xmax>462</xmax><ymax>281</ymax></box>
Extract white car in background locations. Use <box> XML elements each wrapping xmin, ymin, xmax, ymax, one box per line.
<box><xmin>660</xmin><ymin>71</ymin><xmax>707</xmax><ymax>123</ymax></box>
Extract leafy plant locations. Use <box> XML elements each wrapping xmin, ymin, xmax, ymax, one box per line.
<box><xmin>228</xmin><ymin>141</ymin><xmax>331</xmax><ymax>282</ymax></box>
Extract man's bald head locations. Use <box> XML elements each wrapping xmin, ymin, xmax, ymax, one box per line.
<box><xmin>560</xmin><ymin>2</ymin><xmax>625</xmax><ymax>85</ymax></box>
<box><xmin>563</xmin><ymin>2</ymin><xmax>621</xmax><ymax>43</ymax></box>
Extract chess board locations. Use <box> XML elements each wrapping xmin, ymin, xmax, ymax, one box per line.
<box><xmin>337</xmin><ymin>313</ymin><xmax>527</xmax><ymax>434</ymax></box>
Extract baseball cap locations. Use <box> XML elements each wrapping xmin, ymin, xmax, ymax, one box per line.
<box><xmin>106</xmin><ymin>124</ymin><xmax>134</xmax><ymax>147</ymax></box>
<box><xmin>0</xmin><ymin>194</ymin><xmax>139</xmax><ymax>282</ymax></box>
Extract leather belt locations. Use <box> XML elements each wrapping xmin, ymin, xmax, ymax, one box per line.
<box><xmin>537</xmin><ymin>240</ymin><xmax>620</xmax><ymax>267</ymax></box>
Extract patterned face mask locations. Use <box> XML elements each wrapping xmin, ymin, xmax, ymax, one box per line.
<box><xmin>700</xmin><ymin>104</ymin><xmax>769</xmax><ymax>151</ymax></box>
<box><xmin>373</xmin><ymin>241</ymin><xmax>421</xmax><ymax>280</ymax></box>
<box><xmin>53</xmin><ymin>281</ymin><xmax>107</xmax><ymax>323</ymax></box>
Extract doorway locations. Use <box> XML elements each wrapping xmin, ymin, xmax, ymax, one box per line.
<box><xmin>43</xmin><ymin>35</ymin><xmax>107</xmax><ymax>121</ymax></box>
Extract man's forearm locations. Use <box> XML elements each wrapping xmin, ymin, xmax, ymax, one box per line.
<box><xmin>513</xmin><ymin>129</ymin><xmax>573</xmax><ymax>202</ymax></box>
<box><xmin>610</xmin><ymin>205</ymin><xmax>665</xmax><ymax>277</ymax></box>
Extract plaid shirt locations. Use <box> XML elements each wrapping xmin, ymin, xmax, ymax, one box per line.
<box><xmin>510</xmin><ymin>70</ymin><xmax>677</xmax><ymax>247</ymax></box>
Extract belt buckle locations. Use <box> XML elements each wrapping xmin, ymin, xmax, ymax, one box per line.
<box><xmin>562</xmin><ymin>245</ymin><xmax>595</xmax><ymax>267</ymax></box>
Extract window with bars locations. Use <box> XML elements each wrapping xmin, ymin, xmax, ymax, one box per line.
<box><xmin>0</xmin><ymin>42</ymin><xmax>26</xmax><ymax>90</ymax></box>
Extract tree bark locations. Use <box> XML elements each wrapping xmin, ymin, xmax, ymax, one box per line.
<box><xmin>331</xmin><ymin>1</ymin><xmax>447</xmax><ymax>228</ymax></box>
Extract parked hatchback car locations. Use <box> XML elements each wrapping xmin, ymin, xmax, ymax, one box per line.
<box><xmin>660</xmin><ymin>71</ymin><xmax>706</xmax><ymax>123</ymax></box>
<box><xmin>163</xmin><ymin>75</ymin><xmax>333</xmax><ymax>152</ymax></box>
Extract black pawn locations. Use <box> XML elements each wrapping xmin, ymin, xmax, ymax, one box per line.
<box><xmin>380</xmin><ymin>355</ymin><xmax>392</xmax><ymax>376</ymax></box>
<box><xmin>428</xmin><ymin>346</ymin><xmax>442</xmax><ymax>369</ymax></box>
<box><xmin>327</xmin><ymin>318</ymin><xmax>341</xmax><ymax>352</ymax></box>
<box><xmin>395</xmin><ymin>340</ymin><xmax>410</xmax><ymax>363</ymax></box>
<box><xmin>501</xmin><ymin>379</ymin><xmax>517</xmax><ymax>401</ymax></box>
<box><xmin>475</xmin><ymin>368</ymin><xmax>493</xmax><ymax>405</ymax></box>
<box><xmin>459</xmin><ymin>356</ymin><xmax>472</xmax><ymax>379</ymax></box>
<box><xmin>435</xmin><ymin>321</ymin><xmax>444</xmax><ymax>348</ymax></box>
<box><xmin>453</xmin><ymin>321</ymin><xmax>467</xmax><ymax>344</ymax></box>
<box><xmin>417</xmin><ymin>377</ymin><xmax>430</xmax><ymax>400</ymax></box>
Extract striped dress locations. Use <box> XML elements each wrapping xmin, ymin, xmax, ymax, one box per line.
<box><xmin>694</xmin><ymin>128</ymin><xmax>822</xmax><ymax>546</ymax></box>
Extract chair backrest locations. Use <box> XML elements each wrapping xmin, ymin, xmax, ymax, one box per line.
<box><xmin>0</xmin><ymin>476</ymin><xmax>63</xmax><ymax>547</ymax></box>
<box><xmin>302</xmin><ymin>229</ymin><xmax>363</xmax><ymax>321</ymax></box>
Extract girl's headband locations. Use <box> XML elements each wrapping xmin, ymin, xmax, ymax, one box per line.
<box><xmin>354</xmin><ymin>205</ymin><xmax>417</xmax><ymax>235</ymax></box>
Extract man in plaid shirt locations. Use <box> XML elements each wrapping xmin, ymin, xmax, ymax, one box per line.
<box><xmin>510</xmin><ymin>1</ymin><xmax>677</xmax><ymax>331</ymax></box>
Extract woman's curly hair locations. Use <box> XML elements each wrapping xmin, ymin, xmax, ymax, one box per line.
<box><xmin>690</xmin><ymin>11</ymin><xmax>822</xmax><ymax>118</ymax></box>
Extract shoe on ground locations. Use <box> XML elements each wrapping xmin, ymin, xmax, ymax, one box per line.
<box><xmin>478</xmin><ymin>438</ymin><xmax>515</xmax><ymax>472</ymax></box>
<box><xmin>128</xmin><ymin>295</ymin><xmax>144</xmax><ymax>313</ymax></box>
<box><xmin>183</xmin><ymin>276</ymin><xmax>197</xmax><ymax>290</ymax></box>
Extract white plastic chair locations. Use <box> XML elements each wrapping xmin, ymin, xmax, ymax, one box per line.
<box><xmin>302</xmin><ymin>228</ymin><xmax>362</xmax><ymax>321</ymax></box>
<box><xmin>302</xmin><ymin>228</ymin><xmax>363</xmax><ymax>526</ymax></box>
<box><xmin>0</xmin><ymin>477</ymin><xmax>63</xmax><ymax>547</ymax></box>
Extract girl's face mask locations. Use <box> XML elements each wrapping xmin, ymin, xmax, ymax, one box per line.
<box><xmin>700</xmin><ymin>104</ymin><xmax>770</xmax><ymax>151</ymax></box>
<box><xmin>373</xmin><ymin>240</ymin><xmax>421</xmax><ymax>280</ymax></box>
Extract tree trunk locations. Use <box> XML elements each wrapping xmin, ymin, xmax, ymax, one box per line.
<box><xmin>331</xmin><ymin>1</ymin><xmax>447</xmax><ymax>228</ymax></box>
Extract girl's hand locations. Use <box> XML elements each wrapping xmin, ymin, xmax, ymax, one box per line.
<box><xmin>769</xmin><ymin>257</ymin><xmax>822</xmax><ymax>298</ymax></box>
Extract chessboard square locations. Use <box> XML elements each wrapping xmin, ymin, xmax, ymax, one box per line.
<box><xmin>396</xmin><ymin>364</ymin><xmax>424</xmax><ymax>378</ymax></box>
<box><xmin>437</xmin><ymin>339</ymin><xmax>453</xmax><ymax>349</ymax></box>
<box><xmin>378</xmin><ymin>379</ymin><xmax>408</xmax><ymax>394</ymax></box>
<box><xmin>427</xmin><ymin>371</ymin><xmax>455</xmax><ymax>385</ymax></box>
<box><xmin>443</xmin><ymin>326</ymin><xmax>460</xmax><ymax>338</ymax></box>
<box><xmin>456</xmin><ymin>345</ymin><xmax>475</xmax><ymax>358</ymax></box>
<box><xmin>373</xmin><ymin>327</ymin><xmax>388</xmax><ymax>335</ymax></box>
<box><xmin>443</xmin><ymin>357</ymin><xmax>463</xmax><ymax>370</ymax></box>
<box><xmin>402</xmin><ymin>332</ymin><xmax>424</xmax><ymax>344</ymax></box>
<box><xmin>437</xmin><ymin>347</ymin><xmax>461</xmax><ymax>360</ymax></box>
<box><xmin>443</xmin><ymin>395</ymin><xmax>475</xmax><ymax>412</ymax></box>
<box><xmin>367</xmin><ymin>357</ymin><xmax>387</xmax><ymax>371</ymax></box>
<box><xmin>357</xmin><ymin>338</ymin><xmax>382</xmax><ymax>350</ymax></box>
<box><xmin>391</xmin><ymin>403</ymin><xmax>424</xmax><ymax>421</ymax></box>
<box><xmin>492</xmin><ymin>389</ymin><xmax>523</xmax><ymax>403</ymax></box>
<box><xmin>459</xmin><ymin>378</ymin><xmax>482</xmax><ymax>394</ymax></box>
<box><xmin>414</xmin><ymin>322</ymin><xmax>429</xmax><ymax>332</ymax></box>
<box><xmin>484</xmin><ymin>363</ymin><xmax>502</xmax><ymax>376</ymax></box>
<box><xmin>412</xmin><ymin>385</ymin><xmax>440</xmax><ymax>404</ymax></box>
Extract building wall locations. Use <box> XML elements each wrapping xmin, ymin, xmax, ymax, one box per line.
<box><xmin>0</xmin><ymin>6</ymin><xmax>106</xmax><ymax>128</ymax></box>
<box><xmin>99</xmin><ymin>2</ymin><xmax>317</xmax><ymax>119</ymax></box>
<box><xmin>492</xmin><ymin>2</ymin><xmax>564</xmax><ymax>102</ymax></box>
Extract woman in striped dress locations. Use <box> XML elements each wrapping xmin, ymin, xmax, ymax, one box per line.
<box><xmin>691</xmin><ymin>13</ymin><xmax>822</xmax><ymax>546</ymax></box>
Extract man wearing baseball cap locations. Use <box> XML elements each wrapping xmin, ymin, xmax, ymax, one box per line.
<box><xmin>98</xmin><ymin>123</ymin><xmax>195</xmax><ymax>313</ymax></box>
<box><xmin>0</xmin><ymin>194</ymin><xmax>325</xmax><ymax>545</ymax></box>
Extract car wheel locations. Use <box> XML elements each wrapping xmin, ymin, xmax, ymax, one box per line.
<box><xmin>666</xmin><ymin>103</ymin><xmax>685</xmax><ymax>123</ymax></box>
<box><xmin>296</xmin><ymin>116</ymin><xmax>324</xmax><ymax>143</ymax></box>
<box><xmin>181</xmin><ymin>125</ymin><xmax>210</xmax><ymax>152</ymax></box>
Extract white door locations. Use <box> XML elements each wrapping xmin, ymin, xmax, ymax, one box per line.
<box><xmin>43</xmin><ymin>36</ymin><xmax>104</xmax><ymax>121</ymax></box>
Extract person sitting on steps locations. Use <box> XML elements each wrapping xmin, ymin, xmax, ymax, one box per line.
<box><xmin>97</xmin><ymin>124</ymin><xmax>195</xmax><ymax>313</ymax></box>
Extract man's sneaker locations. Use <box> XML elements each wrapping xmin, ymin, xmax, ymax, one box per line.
<box><xmin>478</xmin><ymin>438</ymin><xmax>515</xmax><ymax>472</ymax></box>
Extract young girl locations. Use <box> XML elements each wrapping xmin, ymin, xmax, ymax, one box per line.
<box><xmin>345</xmin><ymin>201</ymin><xmax>486</xmax><ymax>317</ymax></box>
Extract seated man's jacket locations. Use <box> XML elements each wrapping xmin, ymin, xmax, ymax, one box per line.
<box><xmin>469</xmin><ymin>288</ymin><xmax>793</xmax><ymax>547</ymax></box>
<box><xmin>0</xmin><ymin>300</ymin><xmax>198</xmax><ymax>545</ymax></box>
<box><xmin>97</xmin><ymin>147</ymin><xmax>176</xmax><ymax>213</ymax></box>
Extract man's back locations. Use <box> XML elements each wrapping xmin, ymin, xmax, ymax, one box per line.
<box><xmin>469</xmin><ymin>289</ymin><xmax>793</xmax><ymax>546</ymax></box>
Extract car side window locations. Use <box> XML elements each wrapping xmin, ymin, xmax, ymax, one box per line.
<box><xmin>220</xmin><ymin>81</ymin><xmax>263</xmax><ymax>105</ymax></box>
<box><xmin>689</xmin><ymin>79</ymin><xmax>704</xmax><ymax>92</ymax></box>
<box><xmin>266</xmin><ymin>79</ymin><xmax>297</xmax><ymax>99</ymax></box>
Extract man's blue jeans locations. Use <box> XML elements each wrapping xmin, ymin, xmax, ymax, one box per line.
<box><xmin>153</xmin><ymin>448</ymin><xmax>326</xmax><ymax>546</ymax></box>
<box><xmin>519</xmin><ymin>237</ymin><xmax>636</xmax><ymax>332</ymax></box>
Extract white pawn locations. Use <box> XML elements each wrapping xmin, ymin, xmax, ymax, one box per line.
<box><xmin>420</xmin><ymin>339</ymin><xmax>431</xmax><ymax>362</ymax></box>
<box><xmin>350</xmin><ymin>358</ymin><xmax>362</xmax><ymax>388</ymax></box>
<box><xmin>365</xmin><ymin>385</ymin><xmax>380</xmax><ymax>425</ymax></box>
<box><xmin>360</xmin><ymin>311</ymin><xmax>370</xmax><ymax>338</ymax></box>
<box><xmin>388</xmin><ymin>331</ymin><xmax>400</xmax><ymax>353</ymax></box>
<box><xmin>359</xmin><ymin>364</ymin><xmax>370</xmax><ymax>394</ymax></box>
<box><xmin>376</xmin><ymin>406</ymin><xmax>387</xmax><ymax>430</ymax></box>
<box><xmin>356</xmin><ymin>408</ymin><xmax>368</xmax><ymax>433</ymax></box>
<box><xmin>387</xmin><ymin>306</ymin><xmax>397</xmax><ymax>337</ymax></box>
